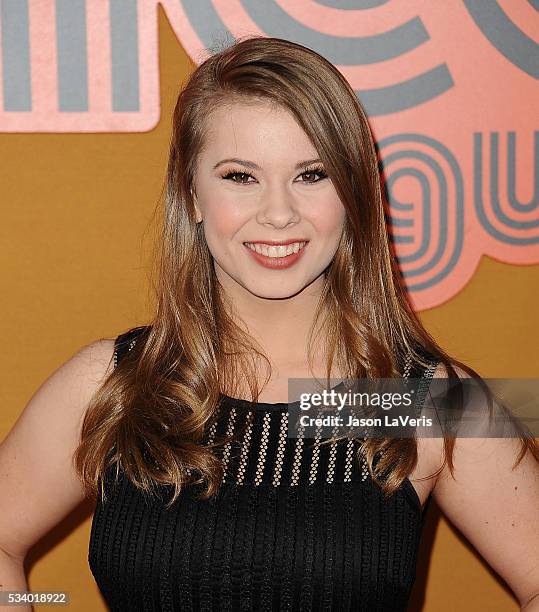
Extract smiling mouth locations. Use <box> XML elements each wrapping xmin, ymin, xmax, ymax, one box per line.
<box><xmin>243</xmin><ymin>241</ymin><xmax>308</xmax><ymax>258</ymax></box>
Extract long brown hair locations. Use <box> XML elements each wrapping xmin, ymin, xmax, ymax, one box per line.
<box><xmin>73</xmin><ymin>36</ymin><xmax>537</xmax><ymax>508</ymax></box>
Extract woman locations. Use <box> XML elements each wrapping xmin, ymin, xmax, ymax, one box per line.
<box><xmin>0</xmin><ymin>37</ymin><xmax>537</xmax><ymax>612</ymax></box>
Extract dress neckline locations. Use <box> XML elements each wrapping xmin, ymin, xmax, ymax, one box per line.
<box><xmin>218</xmin><ymin>378</ymin><xmax>351</xmax><ymax>411</ymax></box>
<box><xmin>219</xmin><ymin>393</ymin><xmax>289</xmax><ymax>410</ymax></box>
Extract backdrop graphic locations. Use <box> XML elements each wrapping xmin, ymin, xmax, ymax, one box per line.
<box><xmin>1</xmin><ymin>3</ymin><xmax>538</xmax><ymax>612</ymax></box>
<box><xmin>1</xmin><ymin>0</ymin><xmax>538</xmax><ymax>309</ymax></box>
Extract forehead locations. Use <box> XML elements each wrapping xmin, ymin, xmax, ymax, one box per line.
<box><xmin>200</xmin><ymin>100</ymin><xmax>318</xmax><ymax>160</ymax></box>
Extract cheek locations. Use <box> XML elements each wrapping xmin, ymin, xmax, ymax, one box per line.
<box><xmin>201</xmin><ymin>193</ymin><xmax>249</xmax><ymax>248</ymax></box>
<box><xmin>306</xmin><ymin>193</ymin><xmax>346</xmax><ymax>236</ymax></box>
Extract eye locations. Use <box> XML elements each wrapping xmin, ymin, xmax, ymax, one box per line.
<box><xmin>221</xmin><ymin>166</ymin><xmax>328</xmax><ymax>185</ymax></box>
<box><xmin>221</xmin><ymin>169</ymin><xmax>256</xmax><ymax>184</ymax></box>
<box><xmin>297</xmin><ymin>166</ymin><xmax>328</xmax><ymax>184</ymax></box>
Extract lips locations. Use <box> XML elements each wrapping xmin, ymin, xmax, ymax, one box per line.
<box><xmin>244</xmin><ymin>238</ymin><xmax>309</xmax><ymax>245</ymax></box>
<box><xmin>244</xmin><ymin>241</ymin><xmax>307</xmax><ymax>258</ymax></box>
<box><xmin>243</xmin><ymin>240</ymin><xmax>309</xmax><ymax>269</ymax></box>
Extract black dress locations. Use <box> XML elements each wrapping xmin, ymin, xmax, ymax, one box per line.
<box><xmin>88</xmin><ymin>326</ymin><xmax>438</xmax><ymax>611</ymax></box>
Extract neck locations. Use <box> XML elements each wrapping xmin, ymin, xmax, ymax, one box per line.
<box><xmin>221</xmin><ymin>277</ymin><xmax>327</xmax><ymax>365</ymax></box>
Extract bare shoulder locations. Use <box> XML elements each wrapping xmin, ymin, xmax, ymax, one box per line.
<box><xmin>0</xmin><ymin>336</ymin><xmax>116</xmax><ymax>561</ymax></box>
<box><xmin>62</xmin><ymin>337</ymin><xmax>116</xmax><ymax>395</ymax></box>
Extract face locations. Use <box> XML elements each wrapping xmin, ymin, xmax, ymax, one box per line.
<box><xmin>192</xmin><ymin>100</ymin><xmax>346</xmax><ymax>300</ymax></box>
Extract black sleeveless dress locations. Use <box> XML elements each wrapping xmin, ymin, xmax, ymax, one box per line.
<box><xmin>88</xmin><ymin>326</ymin><xmax>438</xmax><ymax>611</ymax></box>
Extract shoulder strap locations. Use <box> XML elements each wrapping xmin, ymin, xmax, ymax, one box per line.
<box><xmin>402</xmin><ymin>344</ymin><xmax>438</xmax><ymax>379</ymax></box>
<box><xmin>113</xmin><ymin>325</ymin><xmax>150</xmax><ymax>369</ymax></box>
<box><xmin>406</xmin><ymin>346</ymin><xmax>440</xmax><ymax>417</ymax></box>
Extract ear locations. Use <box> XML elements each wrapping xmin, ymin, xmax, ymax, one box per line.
<box><xmin>191</xmin><ymin>189</ymin><xmax>203</xmax><ymax>223</ymax></box>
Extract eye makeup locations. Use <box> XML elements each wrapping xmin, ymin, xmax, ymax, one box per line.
<box><xmin>219</xmin><ymin>164</ymin><xmax>328</xmax><ymax>184</ymax></box>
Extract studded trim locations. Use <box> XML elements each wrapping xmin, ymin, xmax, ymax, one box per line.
<box><xmin>220</xmin><ymin>407</ymin><xmax>237</xmax><ymax>484</ymax></box>
<box><xmin>254</xmin><ymin>412</ymin><xmax>271</xmax><ymax>486</ymax></box>
<box><xmin>308</xmin><ymin>411</ymin><xmax>324</xmax><ymax>485</ymax></box>
<box><xmin>326</xmin><ymin>427</ymin><xmax>339</xmax><ymax>484</ymax></box>
<box><xmin>272</xmin><ymin>411</ymin><xmax>288</xmax><ymax>487</ymax></box>
<box><xmin>236</xmin><ymin>411</ymin><xmax>254</xmax><ymax>485</ymax></box>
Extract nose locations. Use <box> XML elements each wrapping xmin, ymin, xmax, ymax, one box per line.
<box><xmin>256</xmin><ymin>183</ymin><xmax>300</xmax><ymax>228</ymax></box>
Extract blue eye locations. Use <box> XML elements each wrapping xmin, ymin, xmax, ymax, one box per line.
<box><xmin>221</xmin><ymin>166</ymin><xmax>328</xmax><ymax>185</ymax></box>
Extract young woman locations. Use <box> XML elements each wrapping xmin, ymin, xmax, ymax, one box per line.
<box><xmin>0</xmin><ymin>37</ymin><xmax>537</xmax><ymax>612</ymax></box>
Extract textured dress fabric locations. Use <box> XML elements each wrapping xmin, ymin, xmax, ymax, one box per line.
<box><xmin>88</xmin><ymin>326</ymin><xmax>439</xmax><ymax>611</ymax></box>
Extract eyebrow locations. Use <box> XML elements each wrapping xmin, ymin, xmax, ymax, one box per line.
<box><xmin>212</xmin><ymin>157</ymin><xmax>323</xmax><ymax>171</ymax></box>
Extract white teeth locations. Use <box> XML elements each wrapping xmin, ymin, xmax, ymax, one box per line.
<box><xmin>245</xmin><ymin>241</ymin><xmax>306</xmax><ymax>258</ymax></box>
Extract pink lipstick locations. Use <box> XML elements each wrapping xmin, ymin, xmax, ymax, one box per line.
<box><xmin>243</xmin><ymin>239</ymin><xmax>309</xmax><ymax>270</ymax></box>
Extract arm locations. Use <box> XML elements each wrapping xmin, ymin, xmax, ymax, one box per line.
<box><xmin>430</xmin><ymin>364</ymin><xmax>539</xmax><ymax>610</ymax></box>
<box><xmin>0</xmin><ymin>338</ymin><xmax>115</xmax><ymax>611</ymax></box>
<box><xmin>0</xmin><ymin>547</ymin><xmax>29</xmax><ymax>611</ymax></box>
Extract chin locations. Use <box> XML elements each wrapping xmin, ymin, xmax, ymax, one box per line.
<box><xmin>243</xmin><ymin>280</ymin><xmax>313</xmax><ymax>300</ymax></box>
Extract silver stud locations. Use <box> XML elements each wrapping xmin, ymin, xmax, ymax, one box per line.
<box><xmin>206</xmin><ymin>419</ymin><xmax>218</xmax><ymax>446</ymax></box>
<box><xmin>360</xmin><ymin>456</ymin><xmax>369</xmax><ymax>481</ymax></box>
<box><xmin>403</xmin><ymin>351</ymin><xmax>412</xmax><ymax>381</ymax></box>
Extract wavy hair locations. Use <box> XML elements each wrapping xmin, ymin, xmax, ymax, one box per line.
<box><xmin>73</xmin><ymin>36</ymin><xmax>537</xmax><ymax>508</ymax></box>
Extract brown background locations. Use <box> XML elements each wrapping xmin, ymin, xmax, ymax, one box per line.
<box><xmin>1</xmin><ymin>10</ymin><xmax>537</xmax><ymax>611</ymax></box>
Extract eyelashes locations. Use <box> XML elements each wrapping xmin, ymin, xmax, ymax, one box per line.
<box><xmin>220</xmin><ymin>165</ymin><xmax>328</xmax><ymax>185</ymax></box>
